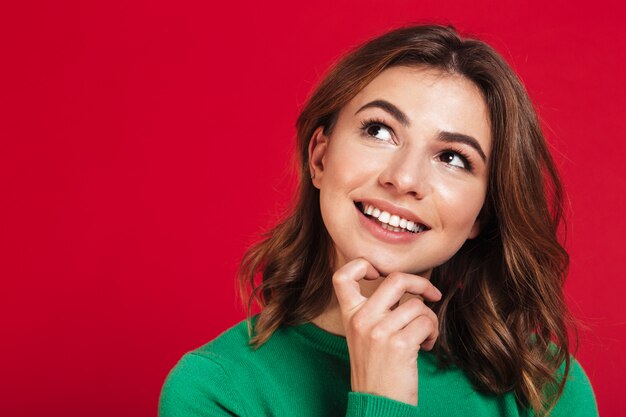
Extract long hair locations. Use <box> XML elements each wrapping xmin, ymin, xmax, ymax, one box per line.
<box><xmin>238</xmin><ymin>24</ymin><xmax>572</xmax><ymax>416</ymax></box>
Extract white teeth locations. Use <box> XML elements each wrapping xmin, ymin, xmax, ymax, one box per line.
<box><xmin>358</xmin><ymin>202</ymin><xmax>427</xmax><ymax>233</ymax></box>
<box><xmin>389</xmin><ymin>215</ymin><xmax>400</xmax><ymax>227</ymax></box>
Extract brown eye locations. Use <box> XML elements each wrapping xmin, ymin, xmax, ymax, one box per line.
<box><xmin>367</xmin><ymin>125</ymin><xmax>382</xmax><ymax>136</ymax></box>
<box><xmin>362</xmin><ymin>121</ymin><xmax>393</xmax><ymax>142</ymax></box>
<box><xmin>439</xmin><ymin>151</ymin><xmax>468</xmax><ymax>169</ymax></box>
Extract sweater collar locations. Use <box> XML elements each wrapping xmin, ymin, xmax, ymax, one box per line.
<box><xmin>289</xmin><ymin>321</ymin><xmax>350</xmax><ymax>359</ymax></box>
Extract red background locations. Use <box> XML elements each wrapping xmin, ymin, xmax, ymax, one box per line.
<box><xmin>1</xmin><ymin>1</ymin><xmax>625</xmax><ymax>416</ymax></box>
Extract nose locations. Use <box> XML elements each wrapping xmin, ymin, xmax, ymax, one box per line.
<box><xmin>378</xmin><ymin>148</ymin><xmax>430</xmax><ymax>199</ymax></box>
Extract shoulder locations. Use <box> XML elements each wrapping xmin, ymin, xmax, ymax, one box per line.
<box><xmin>549</xmin><ymin>356</ymin><xmax>598</xmax><ymax>417</ymax></box>
<box><xmin>190</xmin><ymin>318</ymin><xmax>255</xmax><ymax>362</ymax></box>
<box><xmin>158</xmin><ymin>319</ymin><xmax>254</xmax><ymax>417</ymax></box>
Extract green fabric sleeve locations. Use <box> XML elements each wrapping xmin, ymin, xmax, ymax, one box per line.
<box><xmin>549</xmin><ymin>357</ymin><xmax>598</xmax><ymax>417</ymax></box>
<box><xmin>346</xmin><ymin>392</ymin><xmax>420</xmax><ymax>417</ymax></box>
<box><xmin>158</xmin><ymin>353</ymin><xmax>247</xmax><ymax>417</ymax></box>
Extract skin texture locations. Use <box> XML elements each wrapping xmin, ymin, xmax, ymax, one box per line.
<box><xmin>308</xmin><ymin>66</ymin><xmax>492</xmax><ymax>405</ymax></box>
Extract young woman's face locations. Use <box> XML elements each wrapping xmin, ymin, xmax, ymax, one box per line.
<box><xmin>309</xmin><ymin>65</ymin><xmax>492</xmax><ymax>277</ymax></box>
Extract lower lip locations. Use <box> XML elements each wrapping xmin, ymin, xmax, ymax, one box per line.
<box><xmin>355</xmin><ymin>204</ymin><xmax>426</xmax><ymax>244</ymax></box>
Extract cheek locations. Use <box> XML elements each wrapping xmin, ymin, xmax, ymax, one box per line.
<box><xmin>324</xmin><ymin>142</ymin><xmax>382</xmax><ymax>190</ymax></box>
<box><xmin>435</xmin><ymin>179</ymin><xmax>487</xmax><ymax>228</ymax></box>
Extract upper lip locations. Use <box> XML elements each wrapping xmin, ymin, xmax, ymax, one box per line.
<box><xmin>356</xmin><ymin>198</ymin><xmax>431</xmax><ymax>229</ymax></box>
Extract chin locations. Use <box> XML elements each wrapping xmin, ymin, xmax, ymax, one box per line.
<box><xmin>354</xmin><ymin>251</ymin><xmax>428</xmax><ymax>277</ymax></box>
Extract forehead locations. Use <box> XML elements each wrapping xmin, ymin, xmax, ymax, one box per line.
<box><xmin>342</xmin><ymin>65</ymin><xmax>492</xmax><ymax>156</ymax></box>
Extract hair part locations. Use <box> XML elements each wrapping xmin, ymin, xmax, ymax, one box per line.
<box><xmin>237</xmin><ymin>24</ymin><xmax>574</xmax><ymax>416</ymax></box>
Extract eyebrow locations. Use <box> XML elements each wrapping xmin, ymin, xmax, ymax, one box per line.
<box><xmin>356</xmin><ymin>99</ymin><xmax>410</xmax><ymax>127</ymax></box>
<box><xmin>355</xmin><ymin>99</ymin><xmax>487</xmax><ymax>162</ymax></box>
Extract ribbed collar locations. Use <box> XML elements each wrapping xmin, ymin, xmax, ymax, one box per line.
<box><xmin>289</xmin><ymin>321</ymin><xmax>350</xmax><ymax>359</ymax></box>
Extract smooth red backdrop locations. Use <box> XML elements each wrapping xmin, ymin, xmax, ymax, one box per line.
<box><xmin>1</xmin><ymin>1</ymin><xmax>625</xmax><ymax>416</ymax></box>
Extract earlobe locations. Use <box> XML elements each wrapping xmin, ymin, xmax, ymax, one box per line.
<box><xmin>308</xmin><ymin>126</ymin><xmax>329</xmax><ymax>189</ymax></box>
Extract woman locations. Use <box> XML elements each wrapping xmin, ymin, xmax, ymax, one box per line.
<box><xmin>159</xmin><ymin>25</ymin><xmax>597</xmax><ymax>416</ymax></box>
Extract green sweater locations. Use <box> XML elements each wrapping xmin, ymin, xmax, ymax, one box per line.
<box><xmin>159</xmin><ymin>317</ymin><xmax>597</xmax><ymax>417</ymax></box>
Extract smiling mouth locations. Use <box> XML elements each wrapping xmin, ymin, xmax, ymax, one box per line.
<box><xmin>355</xmin><ymin>202</ymin><xmax>429</xmax><ymax>234</ymax></box>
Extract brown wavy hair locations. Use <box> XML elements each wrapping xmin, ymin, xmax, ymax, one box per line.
<box><xmin>238</xmin><ymin>24</ymin><xmax>573</xmax><ymax>416</ymax></box>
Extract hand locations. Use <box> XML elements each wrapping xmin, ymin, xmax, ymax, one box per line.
<box><xmin>333</xmin><ymin>258</ymin><xmax>442</xmax><ymax>406</ymax></box>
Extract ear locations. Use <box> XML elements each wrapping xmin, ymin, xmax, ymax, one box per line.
<box><xmin>308</xmin><ymin>126</ymin><xmax>329</xmax><ymax>189</ymax></box>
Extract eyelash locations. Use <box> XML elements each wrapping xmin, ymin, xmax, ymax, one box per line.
<box><xmin>360</xmin><ymin>117</ymin><xmax>394</xmax><ymax>142</ymax></box>
<box><xmin>440</xmin><ymin>147</ymin><xmax>474</xmax><ymax>172</ymax></box>
<box><xmin>359</xmin><ymin>118</ymin><xmax>475</xmax><ymax>172</ymax></box>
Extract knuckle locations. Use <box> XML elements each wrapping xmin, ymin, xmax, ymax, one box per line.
<box><xmin>405</xmin><ymin>297</ymin><xmax>425</xmax><ymax>312</ymax></box>
<box><xmin>356</xmin><ymin>258</ymin><xmax>368</xmax><ymax>268</ymax></box>
<box><xmin>390</xmin><ymin>335</ymin><xmax>411</xmax><ymax>351</ymax></box>
<box><xmin>332</xmin><ymin>271</ymin><xmax>349</xmax><ymax>286</ymax></box>
<box><xmin>417</xmin><ymin>315</ymin><xmax>436</xmax><ymax>334</ymax></box>
<box><xmin>332</xmin><ymin>270</ymin><xmax>345</xmax><ymax>282</ymax></box>
<box><xmin>427</xmin><ymin>310</ymin><xmax>439</xmax><ymax>329</ymax></box>
<box><xmin>350</xmin><ymin>313</ymin><xmax>369</xmax><ymax>334</ymax></box>
<box><xmin>431</xmin><ymin>314</ymin><xmax>440</xmax><ymax>330</ymax></box>
<box><xmin>369</xmin><ymin>325</ymin><xmax>388</xmax><ymax>342</ymax></box>
<box><xmin>386</xmin><ymin>272</ymin><xmax>406</xmax><ymax>288</ymax></box>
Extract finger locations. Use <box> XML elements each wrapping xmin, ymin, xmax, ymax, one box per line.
<box><xmin>395</xmin><ymin>314</ymin><xmax>439</xmax><ymax>352</ymax></box>
<box><xmin>360</xmin><ymin>272</ymin><xmax>441</xmax><ymax>316</ymax></box>
<box><xmin>332</xmin><ymin>258</ymin><xmax>380</xmax><ymax>315</ymax></box>
<box><xmin>392</xmin><ymin>292</ymin><xmax>423</xmax><ymax>310</ymax></box>
<box><xmin>373</xmin><ymin>298</ymin><xmax>437</xmax><ymax>336</ymax></box>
